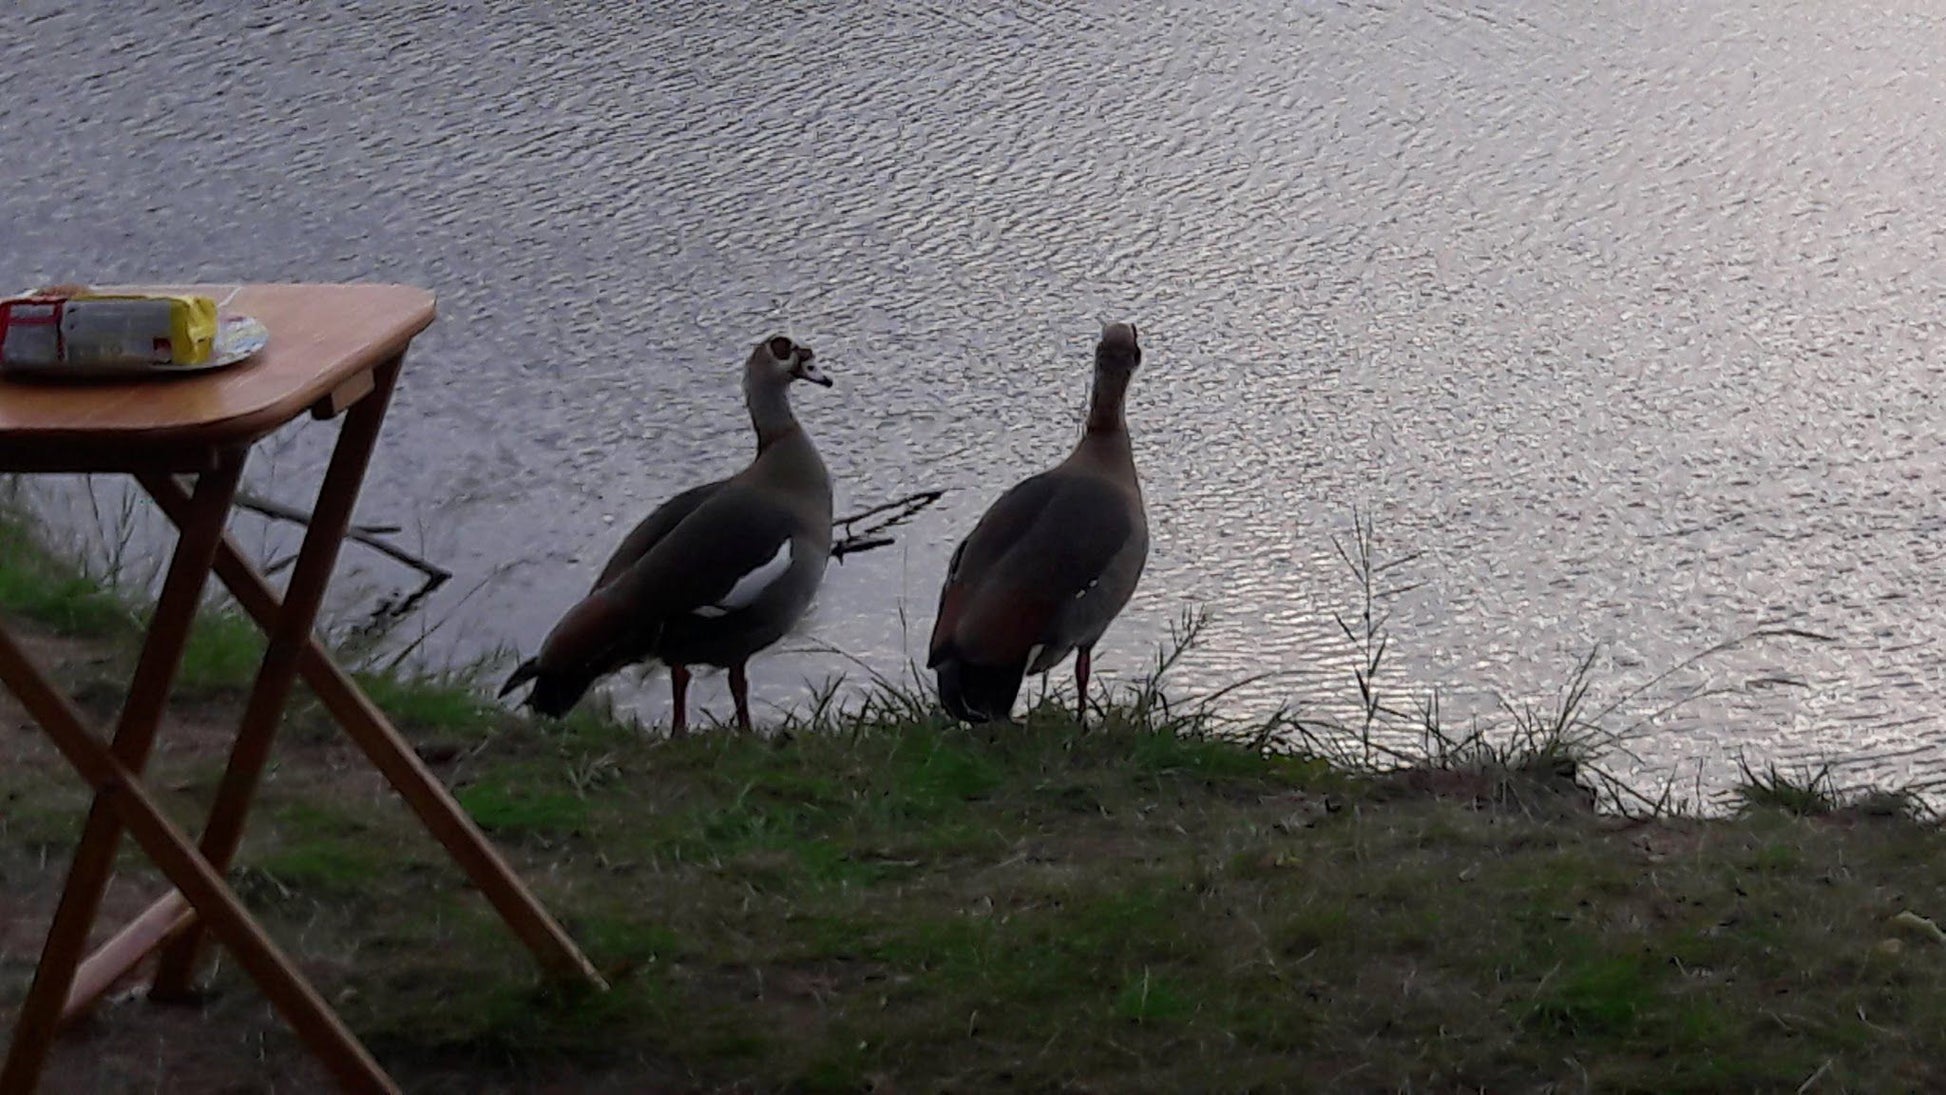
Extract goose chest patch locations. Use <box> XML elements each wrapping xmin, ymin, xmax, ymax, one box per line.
<box><xmin>692</xmin><ymin>541</ymin><xmax>793</xmax><ymax>619</ymax></box>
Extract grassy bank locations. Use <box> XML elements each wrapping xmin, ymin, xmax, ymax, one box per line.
<box><xmin>3</xmin><ymin>510</ymin><xmax>1945</xmax><ymax>1092</ymax></box>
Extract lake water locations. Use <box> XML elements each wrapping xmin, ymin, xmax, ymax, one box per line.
<box><xmin>6</xmin><ymin>1</ymin><xmax>1946</xmax><ymax>802</ymax></box>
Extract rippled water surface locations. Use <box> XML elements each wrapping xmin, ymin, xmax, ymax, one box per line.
<box><xmin>7</xmin><ymin>1</ymin><xmax>1946</xmax><ymax>798</ymax></box>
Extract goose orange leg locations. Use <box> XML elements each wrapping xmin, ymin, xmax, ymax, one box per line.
<box><xmin>1074</xmin><ymin>646</ymin><xmax>1093</xmax><ymax>727</ymax></box>
<box><xmin>670</xmin><ymin>665</ymin><xmax>691</xmax><ymax>738</ymax></box>
<box><xmin>729</xmin><ymin>663</ymin><xmax>753</xmax><ymax>732</ymax></box>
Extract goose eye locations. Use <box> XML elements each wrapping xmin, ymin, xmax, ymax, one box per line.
<box><xmin>767</xmin><ymin>336</ymin><xmax>794</xmax><ymax>359</ymax></box>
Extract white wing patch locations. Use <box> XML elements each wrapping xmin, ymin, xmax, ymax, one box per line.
<box><xmin>691</xmin><ymin>540</ymin><xmax>793</xmax><ymax>619</ymax></box>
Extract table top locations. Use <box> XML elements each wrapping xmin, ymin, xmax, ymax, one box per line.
<box><xmin>0</xmin><ymin>283</ymin><xmax>435</xmax><ymax>472</ymax></box>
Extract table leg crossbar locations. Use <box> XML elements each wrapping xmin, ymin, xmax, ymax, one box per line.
<box><xmin>1</xmin><ymin>355</ymin><xmax>602</xmax><ymax>1095</ymax></box>
<box><xmin>0</xmin><ymin>627</ymin><xmax>392</xmax><ymax>1092</ymax></box>
<box><xmin>139</xmin><ymin>476</ymin><xmax>607</xmax><ymax>996</ymax></box>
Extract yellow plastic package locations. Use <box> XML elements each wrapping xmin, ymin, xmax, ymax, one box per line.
<box><xmin>0</xmin><ymin>291</ymin><xmax>218</xmax><ymax>368</ymax></box>
<box><xmin>63</xmin><ymin>292</ymin><xmax>219</xmax><ymax>366</ymax></box>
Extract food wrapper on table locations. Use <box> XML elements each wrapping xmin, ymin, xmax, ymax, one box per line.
<box><xmin>0</xmin><ymin>291</ymin><xmax>219</xmax><ymax>371</ymax></box>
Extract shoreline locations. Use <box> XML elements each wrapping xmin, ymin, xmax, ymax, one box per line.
<box><xmin>3</xmin><ymin>506</ymin><xmax>1942</xmax><ymax>1091</ymax></box>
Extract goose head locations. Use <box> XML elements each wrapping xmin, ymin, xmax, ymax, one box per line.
<box><xmin>1084</xmin><ymin>322</ymin><xmax>1142</xmax><ymax>434</ymax></box>
<box><xmin>1096</xmin><ymin>322</ymin><xmax>1141</xmax><ymax>376</ymax></box>
<box><xmin>743</xmin><ymin>334</ymin><xmax>832</xmax><ymax>450</ymax></box>
<box><xmin>745</xmin><ymin>334</ymin><xmax>831</xmax><ymax>395</ymax></box>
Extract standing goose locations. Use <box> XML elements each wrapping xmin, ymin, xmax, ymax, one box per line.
<box><xmin>501</xmin><ymin>335</ymin><xmax>834</xmax><ymax>734</ymax></box>
<box><xmin>928</xmin><ymin>322</ymin><xmax>1148</xmax><ymax>724</ymax></box>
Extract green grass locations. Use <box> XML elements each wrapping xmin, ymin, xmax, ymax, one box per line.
<box><xmin>1730</xmin><ymin>757</ymin><xmax>1932</xmax><ymax>822</ymax></box>
<box><xmin>177</xmin><ymin>605</ymin><xmax>267</xmax><ymax>694</ymax></box>
<box><xmin>0</xmin><ymin>505</ymin><xmax>268</xmax><ymax>694</ymax></box>
<box><xmin>229</xmin><ymin>797</ymin><xmax>430</xmax><ymax>902</ymax></box>
<box><xmin>284</xmin><ymin>708</ymin><xmax>1941</xmax><ymax>1092</ymax></box>
<box><xmin>0</xmin><ymin>510</ymin><xmax>136</xmax><ymax>636</ymax></box>
<box><xmin>355</xmin><ymin>669</ymin><xmax>504</xmax><ymax>733</ymax></box>
<box><xmin>7</xmin><ymin>660</ymin><xmax>1945</xmax><ymax>1091</ymax></box>
<box><xmin>1732</xmin><ymin>757</ymin><xmax>1844</xmax><ymax>816</ymax></box>
<box><xmin>456</xmin><ymin>770</ymin><xmax>592</xmax><ymax>838</ymax></box>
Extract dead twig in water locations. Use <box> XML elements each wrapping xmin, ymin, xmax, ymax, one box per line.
<box><xmin>219</xmin><ymin>484</ymin><xmax>453</xmax><ymax>586</ymax></box>
<box><xmin>832</xmin><ymin>489</ymin><xmax>942</xmax><ymax>561</ymax></box>
<box><xmin>237</xmin><ymin>490</ymin><xmax>404</xmax><ymax>536</ymax></box>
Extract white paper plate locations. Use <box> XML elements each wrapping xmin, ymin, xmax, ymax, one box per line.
<box><xmin>2</xmin><ymin>313</ymin><xmax>269</xmax><ymax>380</ymax></box>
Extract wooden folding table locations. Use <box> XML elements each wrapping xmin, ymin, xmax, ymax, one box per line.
<box><xmin>0</xmin><ymin>284</ymin><xmax>603</xmax><ymax>1094</ymax></box>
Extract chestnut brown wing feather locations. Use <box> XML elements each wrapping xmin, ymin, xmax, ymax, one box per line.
<box><xmin>928</xmin><ymin>470</ymin><xmax>1132</xmax><ymax>668</ymax></box>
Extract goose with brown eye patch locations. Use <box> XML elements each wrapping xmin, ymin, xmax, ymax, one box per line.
<box><xmin>502</xmin><ymin>334</ymin><xmax>834</xmax><ymax>735</ymax></box>
<box><xmin>928</xmin><ymin>322</ymin><xmax>1149</xmax><ymax>726</ymax></box>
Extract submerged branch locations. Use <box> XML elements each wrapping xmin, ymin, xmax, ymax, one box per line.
<box><xmin>831</xmin><ymin>489</ymin><xmax>943</xmax><ymax>560</ymax></box>
<box><xmin>225</xmin><ymin>486</ymin><xmax>453</xmax><ymax>586</ymax></box>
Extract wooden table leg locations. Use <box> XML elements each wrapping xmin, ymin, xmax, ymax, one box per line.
<box><xmin>0</xmin><ymin>453</ymin><xmax>246</xmax><ymax>1093</ymax></box>
<box><xmin>147</xmin><ymin>354</ymin><xmax>402</xmax><ymax>999</ymax></box>
<box><xmin>136</xmin><ymin>355</ymin><xmax>603</xmax><ymax>1002</ymax></box>
<box><xmin>139</xmin><ymin>474</ymin><xmax>608</xmax><ymax>994</ymax></box>
<box><xmin>0</xmin><ymin>628</ymin><xmax>397</xmax><ymax>1095</ymax></box>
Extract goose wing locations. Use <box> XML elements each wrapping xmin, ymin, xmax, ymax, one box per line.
<box><xmin>928</xmin><ymin>470</ymin><xmax>1134</xmax><ymax>669</ymax></box>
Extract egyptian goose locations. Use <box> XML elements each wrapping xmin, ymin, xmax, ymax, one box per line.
<box><xmin>928</xmin><ymin>323</ymin><xmax>1148</xmax><ymax>724</ymax></box>
<box><xmin>501</xmin><ymin>335</ymin><xmax>834</xmax><ymax>733</ymax></box>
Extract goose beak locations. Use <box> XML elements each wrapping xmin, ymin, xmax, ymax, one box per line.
<box><xmin>794</xmin><ymin>351</ymin><xmax>832</xmax><ymax>387</ymax></box>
